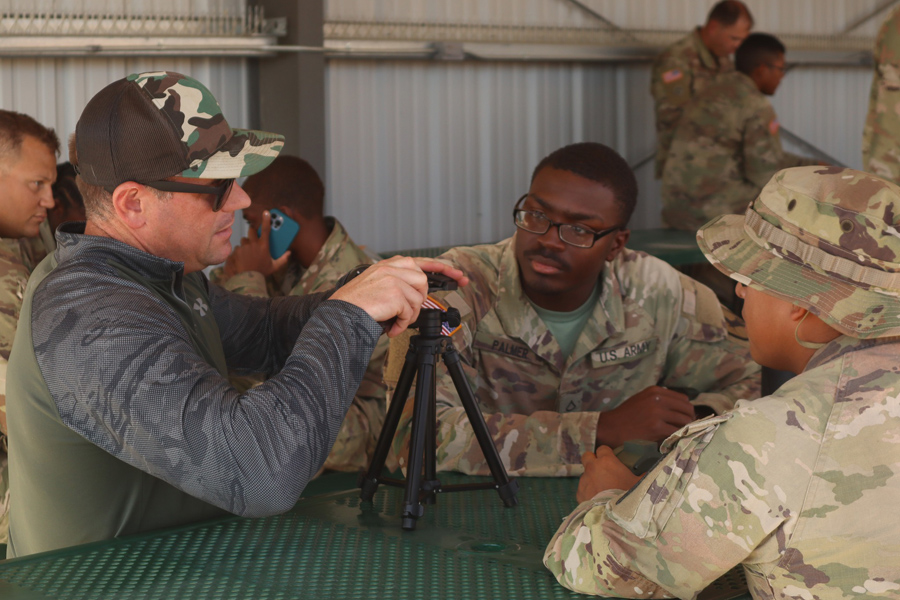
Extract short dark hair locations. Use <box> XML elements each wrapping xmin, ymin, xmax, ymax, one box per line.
<box><xmin>707</xmin><ymin>1</ymin><xmax>753</xmax><ymax>27</ymax></box>
<box><xmin>52</xmin><ymin>162</ymin><xmax>85</xmax><ymax>213</ymax></box>
<box><xmin>0</xmin><ymin>110</ymin><xmax>59</xmax><ymax>168</ymax></box>
<box><xmin>735</xmin><ymin>33</ymin><xmax>786</xmax><ymax>75</ymax></box>
<box><xmin>243</xmin><ymin>155</ymin><xmax>324</xmax><ymax>219</ymax></box>
<box><xmin>530</xmin><ymin>142</ymin><xmax>638</xmax><ymax>224</ymax></box>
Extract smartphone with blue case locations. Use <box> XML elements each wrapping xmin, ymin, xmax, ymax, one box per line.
<box><xmin>260</xmin><ymin>209</ymin><xmax>300</xmax><ymax>259</ymax></box>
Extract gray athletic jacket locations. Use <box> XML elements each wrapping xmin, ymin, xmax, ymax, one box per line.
<box><xmin>6</xmin><ymin>223</ymin><xmax>381</xmax><ymax>557</ymax></box>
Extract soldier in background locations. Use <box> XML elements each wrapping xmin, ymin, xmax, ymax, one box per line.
<box><xmin>863</xmin><ymin>5</ymin><xmax>900</xmax><ymax>182</ymax></box>
<box><xmin>651</xmin><ymin>0</ymin><xmax>753</xmax><ymax>179</ymax></box>
<box><xmin>213</xmin><ymin>155</ymin><xmax>386</xmax><ymax>472</ymax></box>
<box><xmin>545</xmin><ymin>166</ymin><xmax>900</xmax><ymax>598</ymax></box>
<box><xmin>390</xmin><ymin>143</ymin><xmax>759</xmax><ymax>477</ymax></box>
<box><xmin>38</xmin><ymin>162</ymin><xmax>87</xmax><ymax>254</ymax></box>
<box><xmin>661</xmin><ymin>33</ymin><xmax>818</xmax><ymax>232</ymax></box>
<box><xmin>0</xmin><ymin>110</ymin><xmax>59</xmax><ymax>544</ymax></box>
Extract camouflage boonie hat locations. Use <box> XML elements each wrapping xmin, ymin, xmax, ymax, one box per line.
<box><xmin>698</xmin><ymin>166</ymin><xmax>900</xmax><ymax>339</ymax></box>
<box><xmin>75</xmin><ymin>71</ymin><xmax>283</xmax><ymax>187</ymax></box>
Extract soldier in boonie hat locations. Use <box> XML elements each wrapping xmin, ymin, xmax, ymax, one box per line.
<box><xmin>544</xmin><ymin>166</ymin><xmax>900</xmax><ymax>598</ymax></box>
<box><xmin>698</xmin><ymin>165</ymin><xmax>900</xmax><ymax>340</ymax></box>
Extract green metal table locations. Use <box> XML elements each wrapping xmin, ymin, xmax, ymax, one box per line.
<box><xmin>0</xmin><ymin>474</ymin><xmax>749</xmax><ymax>599</ymax></box>
<box><xmin>627</xmin><ymin>228</ymin><xmax>705</xmax><ymax>266</ymax></box>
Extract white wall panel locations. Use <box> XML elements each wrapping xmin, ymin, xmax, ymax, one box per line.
<box><xmin>326</xmin><ymin>60</ymin><xmax>668</xmax><ymax>254</ymax></box>
<box><xmin>326</xmin><ymin>57</ymin><xmax>868</xmax><ymax>253</ymax></box>
<box><xmin>0</xmin><ymin>56</ymin><xmax>251</xmax><ymax>162</ymax></box>
<box><xmin>7</xmin><ymin>0</ymin><xmax>245</xmax><ymax>14</ymax></box>
<box><xmin>773</xmin><ymin>66</ymin><xmax>873</xmax><ymax>169</ymax></box>
<box><xmin>326</xmin><ymin>0</ymin><xmax>896</xmax><ymax>36</ymax></box>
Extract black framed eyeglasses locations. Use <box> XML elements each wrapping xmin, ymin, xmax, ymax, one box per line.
<box><xmin>512</xmin><ymin>194</ymin><xmax>622</xmax><ymax>249</ymax></box>
<box><xmin>103</xmin><ymin>179</ymin><xmax>236</xmax><ymax>212</ymax></box>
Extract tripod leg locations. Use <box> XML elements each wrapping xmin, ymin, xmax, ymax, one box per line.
<box><xmin>401</xmin><ymin>351</ymin><xmax>438</xmax><ymax>530</ymax></box>
<box><xmin>422</xmin><ymin>354</ymin><xmax>439</xmax><ymax>505</ymax></box>
<box><xmin>359</xmin><ymin>347</ymin><xmax>419</xmax><ymax>501</ymax></box>
<box><xmin>442</xmin><ymin>345</ymin><xmax>519</xmax><ymax>507</ymax></box>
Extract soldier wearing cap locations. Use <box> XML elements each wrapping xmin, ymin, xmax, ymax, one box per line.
<box><xmin>651</xmin><ymin>0</ymin><xmax>753</xmax><ymax>179</ymax></box>
<box><xmin>212</xmin><ymin>155</ymin><xmax>387</xmax><ymax>473</ymax></box>
<box><xmin>389</xmin><ymin>143</ymin><xmax>759</xmax><ymax>477</ymax></box>
<box><xmin>4</xmin><ymin>71</ymin><xmax>466</xmax><ymax>557</ymax></box>
<box><xmin>544</xmin><ymin>166</ymin><xmax>900</xmax><ymax>598</ymax></box>
<box><xmin>0</xmin><ymin>110</ymin><xmax>59</xmax><ymax>546</ymax></box>
<box><xmin>863</xmin><ymin>6</ymin><xmax>900</xmax><ymax>182</ymax></box>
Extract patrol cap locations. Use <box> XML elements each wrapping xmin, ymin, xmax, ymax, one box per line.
<box><xmin>75</xmin><ymin>71</ymin><xmax>283</xmax><ymax>188</ymax></box>
<box><xmin>698</xmin><ymin>166</ymin><xmax>900</xmax><ymax>339</ymax></box>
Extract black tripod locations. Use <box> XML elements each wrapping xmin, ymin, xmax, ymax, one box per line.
<box><xmin>359</xmin><ymin>301</ymin><xmax>519</xmax><ymax>530</ymax></box>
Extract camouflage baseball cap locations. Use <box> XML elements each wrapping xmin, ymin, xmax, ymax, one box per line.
<box><xmin>75</xmin><ymin>71</ymin><xmax>283</xmax><ymax>187</ymax></box>
<box><xmin>698</xmin><ymin>166</ymin><xmax>900</xmax><ymax>339</ymax></box>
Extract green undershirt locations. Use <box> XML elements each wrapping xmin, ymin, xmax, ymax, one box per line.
<box><xmin>529</xmin><ymin>282</ymin><xmax>601</xmax><ymax>359</ymax></box>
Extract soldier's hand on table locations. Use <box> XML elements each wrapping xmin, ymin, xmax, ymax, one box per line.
<box><xmin>576</xmin><ymin>446</ymin><xmax>641</xmax><ymax>503</ymax></box>
<box><xmin>223</xmin><ymin>210</ymin><xmax>291</xmax><ymax>278</ymax></box>
<box><xmin>595</xmin><ymin>385</ymin><xmax>695</xmax><ymax>448</ymax></box>
<box><xmin>331</xmin><ymin>256</ymin><xmax>467</xmax><ymax>337</ymax></box>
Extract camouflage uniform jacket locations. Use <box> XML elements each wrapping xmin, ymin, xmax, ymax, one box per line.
<box><xmin>651</xmin><ymin>28</ymin><xmax>733</xmax><ymax>179</ymax></box>
<box><xmin>0</xmin><ymin>236</ymin><xmax>47</xmax><ymax>442</ymax></box>
<box><xmin>863</xmin><ymin>7</ymin><xmax>900</xmax><ymax>182</ymax></box>
<box><xmin>0</xmin><ymin>235</ymin><xmax>46</xmax><ymax>546</ymax></box>
<box><xmin>545</xmin><ymin>334</ymin><xmax>900</xmax><ymax>599</ymax></box>
<box><xmin>212</xmin><ymin>217</ymin><xmax>386</xmax><ymax>472</ymax></box>
<box><xmin>661</xmin><ymin>71</ymin><xmax>816</xmax><ymax>232</ymax></box>
<box><xmin>391</xmin><ymin>237</ymin><xmax>759</xmax><ymax>477</ymax></box>
<box><xmin>6</xmin><ymin>223</ymin><xmax>381</xmax><ymax>556</ymax></box>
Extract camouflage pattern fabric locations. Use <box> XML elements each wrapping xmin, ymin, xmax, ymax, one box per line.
<box><xmin>651</xmin><ymin>29</ymin><xmax>733</xmax><ymax>179</ymax></box>
<box><xmin>126</xmin><ymin>71</ymin><xmax>283</xmax><ymax>181</ymax></box>
<box><xmin>661</xmin><ymin>71</ymin><xmax>817</xmax><ymax>232</ymax></box>
<box><xmin>389</xmin><ymin>237</ymin><xmax>760</xmax><ymax>477</ymax></box>
<box><xmin>544</xmin><ymin>335</ymin><xmax>900</xmax><ymax>599</ymax></box>
<box><xmin>700</xmin><ymin>166</ymin><xmax>900</xmax><ymax>339</ymax></box>
<box><xmin>211</xmin><ymin>218</ymin><xmax>387</xmax><ymax>472</ymax></box>
<box><xmin>863</xmin><ymin>7</ymin><xmax>900</xmax><ymax>182</ymax></box>
<box><xmin>0</xmin><ymin>235</ymin><xmax>47</xmax><ymax>546</ymax></box>
<box><xmin>545</xmin><ymin>166</ymin><xmax>900</xmax><ymax>598</ymax></box>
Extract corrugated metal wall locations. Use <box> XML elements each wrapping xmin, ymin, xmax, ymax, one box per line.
<box><xmin>0</xmin><ymin>58</ymin><xmax>251</xmax><ymax>160</ymax></box>
<box><xmin>325</xmin><ymin>0</ymin><xmax>888</xmax><ymax>253</ymax></box>
<box><xmin>0</xmin><ymin>1</ymin><xmax>888</xmax><ymax>254</ymax></box>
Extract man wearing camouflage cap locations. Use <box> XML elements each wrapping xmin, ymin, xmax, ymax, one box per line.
<box><xmin>544</xmin><ymin>165</ymin><xmax>900</xmax><ymax>598</ymax></box>
<box><xmin>5</xmin><ymin>71</ymin><xmax>466</xmax><ymax>557</ymax></box>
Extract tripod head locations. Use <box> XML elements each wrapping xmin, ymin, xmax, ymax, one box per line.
<box><xmin>412</xmin><ymin>272</ymin><xmax>462</xmax><ymax>335</ymax></box>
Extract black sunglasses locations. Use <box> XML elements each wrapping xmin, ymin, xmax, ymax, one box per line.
<box><xmin>102</xmin><ymin>179</ymin><xmax>235</xmax><ymax>212</ymax></box>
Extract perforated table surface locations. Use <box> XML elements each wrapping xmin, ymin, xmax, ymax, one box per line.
<box><xmin>0</xmin><ymin>474</ymin><xmax>751</xmax><ymax>599</ymax></box>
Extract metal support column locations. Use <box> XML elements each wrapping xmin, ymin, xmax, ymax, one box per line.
<box><xmin>251</xmin><ymin>0</ymin><xmax>326</xmax><ymax>177</ymax></box>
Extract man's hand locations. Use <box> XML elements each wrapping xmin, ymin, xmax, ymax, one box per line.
<box><xmin>576</xmin><ymin>446</ymin><xmax>641</xmax><ymax>503</ymax></box>
<box><xmin>223</xmin><ymin>210</ymin><xmax>291</xmax><ymax>278</ymax></box>
<box><xmin>331</xmin><ymin>256</ymin><xmax>468</xmax><ymax>338</ymax></box>
<box><xmin>595</xmin><ymin>386</ymin><xmax>695</xmax><ymax>448</ymax></box>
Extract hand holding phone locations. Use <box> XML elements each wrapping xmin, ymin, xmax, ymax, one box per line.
<box><xmin>259</xmin><ymin>208</ymin><xmax>300</xmax><ymax>259</ymax></box>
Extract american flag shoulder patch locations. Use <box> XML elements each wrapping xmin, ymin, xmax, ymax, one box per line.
<box><xmin>422</xmin><ymin>296</ymin><xmax>462</xmax><ymax>337</ymax></box>
<box><xmin>662</xmin><ymin>69</ymin><xmax>683</xmax><ymax>83</ymax></box>
<box><xmin>769</xmin><ymin>119</ymin><xmax>780</xmax><ymax>135</ymax></box>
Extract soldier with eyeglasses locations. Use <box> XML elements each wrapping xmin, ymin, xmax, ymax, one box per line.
<box><xmin>390</xmin><ymin>142</ymin><xmax>760</xmax><ymax>477</ymax></box>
